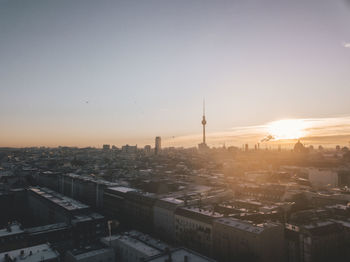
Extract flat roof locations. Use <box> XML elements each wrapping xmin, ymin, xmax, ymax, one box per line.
<box><xmin>63</xmin><ymin>173</ymin><xmax>118</xmax><ymax>186</ymax></box>
<box><xmin>128</xmin><ymin>231</ymin><xmax>169</xmax><ymax>251</ymax></box>
<box><xmin>145</xmin><ymin>248</ymin><xmax>216</xmax><ymax>262</ymax></box>
<box><xmin>0</xmin><ymin>244</ymin><xmax>59</xmax><ymax>262</ymax></box>
<box><xmin>160</xmin><ymin>197</ymin><xmax>184</xmax><ymax>205</ymax></box>
<box><xmin>108</xmin><ymin>186</ymin><xmax>137</xmax><ymax>193</ymax></box>
<box><xmin>215</xmin><ymin>218</ymin><xmax>280</xmax><ymax>234</ymax></box>
<box><xmin>177</xmin><ymin>207</ymin><xmax>223</xmax><ymax>218</ymax></box>
<box><xmin>26</xmin><ymin>222</ymin><xmax>68</xmax><ymax>235</ymax></box>
<box><xmin>101</xmin><ymin>235</ymin><xmax>161</xmax><ymax>257</ymax></box>
<box><xmin>69</xmin><ymin>247</ymin><xmax>113</xmax><ymax>260</ymax></box>
<box><xmin>0</xmin><ymin>223</ymin><xmax>24</xmax><ymax>238</ymax></box>
<box><xmin>29</xmin><ymin>187</ymin><xmax>89</xmax><ymax>211</ymax></box>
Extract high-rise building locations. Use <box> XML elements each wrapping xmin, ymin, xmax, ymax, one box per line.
<box><xmin>155</xmin><ymin>136</ymin><xmax>161</xmax><ymax>155</ymax></box>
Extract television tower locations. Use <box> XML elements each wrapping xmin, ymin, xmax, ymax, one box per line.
<box><xmin>202</xmin><ymin>100</ymin><xmax>207</xmax><ymax>144</ymax></box>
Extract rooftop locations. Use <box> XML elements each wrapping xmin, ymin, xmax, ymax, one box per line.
<box><xmin>0</xmin><ymin>223</ymin><xmax>24</xmax><ymax>238</ymax></box>
<box><xmin>175</xmin><ymin>207</ymin><xmax>224</xmax><ymax>224</ymax></box>
<box><xmin>108</xmin><ymin>186</ymin><xmax>137</xmax><ymax>194</ymax></box>
<box><xmin>145</xmin><ymin>248</ymin><xmax>216</xmax><ymax>262</ymax></box>
<box><xmin>128</xmin><ymin>231</ymin><xmax>169</xmax><ymax>251</ymax></box>
<box><xmin>101</xmin><ymin>234</ymin><xmax>161</xmax><ymax>257</ymax></box>
<box><xmin>63</xmin><ymin>173</ymin><xmax>118</xmax><ymax>187</ymax></box>
<box><xmin>215</xmin><ymin>217</ymin><xmax>280</xmax><ymax>234</ymax></box>
<box><xmin>160</xmin><ymin>197</ymin><xmax>184</xmax><ymax>205</ymax></box>
<box><xmin>68</xmin><ymin>246</ymin><xmax>114</xmax><ymax>260</ymax></box>
<box><xmin>29</xmin><ymin>187</ymin><xmax>89</xmax><ymax>211</ymax></box>
<box><xmin>0</xmin><ymin>244</ymin><xmax>59</xmax><ymax>262</ymax></box>
<box><xmin>26</xmin><ymin>222</ymin><xmax>68</xmax><ymax>235</ymax></box>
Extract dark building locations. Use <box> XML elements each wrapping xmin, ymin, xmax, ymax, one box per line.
<box><xmin>285</xmin><ymin>221</ymin><xmax>350</xmax><ymax>262</ymax></box>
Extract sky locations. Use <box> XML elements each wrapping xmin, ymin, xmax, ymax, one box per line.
<box><xmin>1</xmin><ymin>0</ymin><xmax>350</xmax><ymax>148</ymax></box>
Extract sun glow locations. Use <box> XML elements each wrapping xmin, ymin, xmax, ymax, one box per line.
<box><xmin>267</xmin><ymin>119</ymin><xmax>309</xmax><ymax>140</ymax></box>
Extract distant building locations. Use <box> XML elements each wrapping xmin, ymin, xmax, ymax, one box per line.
<box><xmin>155</xmin><ymin>137</ymin><xmax>161</xmax><ymax>155</ymax></box>
<box><xmin>121</xmin><ymin>144</ymin><xmax>138</xmax><ymax>154</ymax></box>
<box><xmin>102</xmin><ymin>144</ymin><xmax>110</xmax><ymax>150</ymax></box>
<box><xmin>304</xmin><ymin>167</ymin><xmax>338</xmax><ymax>189</ymax></box>
<box><xmin>294</xmin><ymin>140</ymin><xmax>307</xmax><ymax>153</ymax></box>
<box><xmin>0</xmin><ymin>243</ymin><xmax>60</xmax><ymax>262</ymax></box>
<box><xmin>144</xmin><ymin>145</ymin><xmax>151</xmax><ymax>154</ymax></box>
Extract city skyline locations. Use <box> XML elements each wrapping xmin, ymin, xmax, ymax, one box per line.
<box><xmin>1</xmin><ymin>114</ymin><xmax>350</xmax><ymax>148</ymax></box>
<box><xmin>1</xmin><ymin>0</ymin><xmax>350</xmax><ymax>147</ymax></box>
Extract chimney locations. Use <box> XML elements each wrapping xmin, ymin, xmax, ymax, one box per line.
<box><xmin>184</xmin><ymin>255</ymin><xmax>188</xmax><ymax>262</ymax></box>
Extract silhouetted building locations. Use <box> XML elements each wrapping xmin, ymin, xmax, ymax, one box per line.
<box><xmin>155</xmin><ymin>137</ymin><xmax>161</xmax><ymax>155</ymax></box>
<box><xmin>144</xmin><ymin>145</ymin><xmax>151</xmax><ymax>154</ymax></box>
<box><xmin>102</xmin><ymin>144</ymin><xmax>110</xmax><ymax>150</ymax></box>
<box><xmin>121</xmin><ymin>144</ymin><xmax>138</xmax><ymax>154</ymax></box>
<box><xmin>294</xmin><ymin>140</ymin><xmax>307</xmax><ymax>153</ymax></box>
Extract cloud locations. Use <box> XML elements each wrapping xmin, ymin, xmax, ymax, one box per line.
<box><xmin>343</xmin><ymin>42</ymin><xmax>350</xmax><ymax>48</ymax></box>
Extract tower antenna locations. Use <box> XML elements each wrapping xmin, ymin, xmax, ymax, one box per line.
<box><xmin>203</xmin><ymin>99</ymin><xmax>205</xmax><ymax>116</ymax></box>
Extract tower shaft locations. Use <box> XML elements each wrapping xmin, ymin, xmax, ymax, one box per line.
<box><xmin>201</xmin><ymin>100</ymin><xmax>207</xmax><ymax>144</ymax></box>
<box><xmin>203</xmin><ymin>120</ymin><xmax>206</xmax><ymax>144</ymax></box>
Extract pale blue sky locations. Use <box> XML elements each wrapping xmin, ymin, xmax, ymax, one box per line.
<box><xmin>1</xmin><ymin>0</ymin><xmax>350</xmax><ymax>147</ymax></box>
